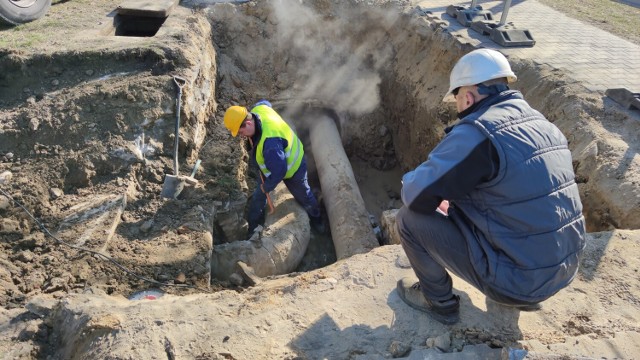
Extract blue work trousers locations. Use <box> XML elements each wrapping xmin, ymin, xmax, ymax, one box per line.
<box><xmin>396</xmin><ymin>206</ymin><xmax>536</xmax><ymax>306</ymax></box>
<box><xmin>247</xmin><ymin>160</ymin><xmax>320</xmax><ymax>233</ymax></box>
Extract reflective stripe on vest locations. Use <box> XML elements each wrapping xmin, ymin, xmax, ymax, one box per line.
<box><xmin>251</xmin><ymin>105</ymin><xmax>304</xmax><ymax>179</ymax></box>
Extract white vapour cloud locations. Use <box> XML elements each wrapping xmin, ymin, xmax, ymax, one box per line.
<box><xmin>269</xmin><ymin>0</ymin><xmax>398</xmax><ymax>115</ymax></box>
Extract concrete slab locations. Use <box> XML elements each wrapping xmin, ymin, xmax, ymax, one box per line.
<box><xmin>116</xmin><ymin>0</ymin><xmax>179</xmax><ymax>17</ymax></box>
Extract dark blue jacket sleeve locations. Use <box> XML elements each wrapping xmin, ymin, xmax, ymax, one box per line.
<box><xmin>261</xmin><ymin>137</ymin><xmax>289</xmax><ymax>192</ymax></box>
<box><xmin>401</xmin><ymin>123</ymin><xmax>498</xmax><ymax>214</ymax></box>
<box><xmin>253</xmin><ymin>99</ymin><xmax>272</xmax><ymax>108</ymax></box>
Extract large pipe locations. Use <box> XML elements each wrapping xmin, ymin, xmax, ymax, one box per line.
<box><xmin>308</xmin><ymin>112</ymin><xmax>378</xmax><ymax>260</ymax></box>
<box><xmin>210</xmin><ymin>183</ymin><xmax>310</xmax><ymax>280</ymax></box>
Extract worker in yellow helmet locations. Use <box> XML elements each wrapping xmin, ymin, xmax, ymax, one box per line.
<box><xmin>224</xmin><ymin>100</ymin><xmax>325</xmax><ymax>236</ymax></box>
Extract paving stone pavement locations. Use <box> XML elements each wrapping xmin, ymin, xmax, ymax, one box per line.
<box><xmin>413</xmin><ymin>0</ymin><xmax>640</xmax><ymax>94</ymax></box>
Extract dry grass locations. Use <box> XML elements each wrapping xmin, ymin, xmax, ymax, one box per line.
<box><xmin>0</xmin><ymin>0</ymin><xmax>114</xmax><ymax>50</ymax></box>
<box><xmin>537</xmin><ymin>0</ymin><xmax>640</xmax><ymax>45</ymax></box>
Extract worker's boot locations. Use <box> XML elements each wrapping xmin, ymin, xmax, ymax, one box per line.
<box><xmin>397</xmin><ymin>277</ymin><xmax>460</xmax><ymax>325</ymax></box>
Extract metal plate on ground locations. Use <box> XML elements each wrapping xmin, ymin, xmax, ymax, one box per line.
<box><xmin>160</xmin><ymin>174</ymin><xmax>186</xmax><ymax>199</ymax></box>
<box><xmin>129</xmin><ymin>289</ymin><xmax>165</xmax><ymax>300</ymax></box>
<box><xmin>116</xmin><ymin>0</ymin><xmax>179</xmax><ymax>18</ymax></box>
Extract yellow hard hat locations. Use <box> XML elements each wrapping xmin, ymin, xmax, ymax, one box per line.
<box><xmin>223</xmin><ymin>106</ymin><xmax>248</xmax><ymax>137</ymax></box>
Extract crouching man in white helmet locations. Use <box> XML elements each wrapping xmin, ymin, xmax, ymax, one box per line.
<box><xmin>396</xmin><ymin>49</ymin><xmax>586</xmax><ymax>325</ymax></box>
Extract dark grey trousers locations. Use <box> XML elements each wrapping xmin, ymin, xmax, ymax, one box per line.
<box><xmin>395</xmin><ymin>206</ymin><xmax>529</xmax><ymax>305</ymax></box>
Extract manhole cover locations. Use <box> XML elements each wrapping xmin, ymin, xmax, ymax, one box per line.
<box><xmin>128</xmin><ymin>289</ymin><xmax>165</xmax><ymax>300</ymax></box>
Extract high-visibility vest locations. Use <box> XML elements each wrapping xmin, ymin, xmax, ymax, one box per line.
<box><xmin>251</xmin><ymin>105</ymin><xmax>304</xmax><ymax>179</ymax></box>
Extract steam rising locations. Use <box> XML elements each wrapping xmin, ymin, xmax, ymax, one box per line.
<box><xmin>268</xmin><ymin>0</ymin><xmax>399</xmax><ymax>115</ymax></box>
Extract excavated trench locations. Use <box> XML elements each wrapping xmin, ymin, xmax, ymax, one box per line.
<box><xmin>2</xmin><ymin>0</ymin><xmax>640</xmax><ymax>357</ymax></box>
<box><xmin>0</xmin><ymin>0</ymin><xmax>636</xmax><ymax>304</ymax></box>
<box><xmin>210</xmin><ymin>105</ymin><xmax>380</xmax><ymax>281</ymax></box>
<box><xmin>0</xmin><ymin>0</ymin><xmax>637</xmax><ymax>295</ymax></box>
<box><xmin>203</xmin><ymin>0</ymin><xmax>640</xmax><ymax>281</ymax></box>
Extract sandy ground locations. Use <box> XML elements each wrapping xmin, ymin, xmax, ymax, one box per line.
<box><xmin>1</xmin><ymin>0</ymin><xmax>640</xmax><ymax>358</ymax></box>
<box><xmin>2</xmin><ymin>230</ymin><xmax>639</xmax><ymax>359</ymax></box>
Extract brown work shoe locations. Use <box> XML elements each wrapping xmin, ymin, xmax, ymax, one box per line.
<box><xmin>396</xmin><ymin>277</ymin><xmax>460</xmax><ymax>325</ymax></box>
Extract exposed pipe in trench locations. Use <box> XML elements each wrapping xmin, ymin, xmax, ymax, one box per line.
<box><xmin>308</xmin><ymin>112</ymin><xmax>379</xmax><ymax>260</ymax></box>
<box><xmin>210</xmin><ymin>106</ymin><xmax>379</xmax><ymax>281</ymax></box>
<box><xmin>210</xmin><ymin>183</ymin><xmax>310</xmax><ymax>280</ymax></box>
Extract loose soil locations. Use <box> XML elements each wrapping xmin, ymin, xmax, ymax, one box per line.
<box><xmin>1</xmin><ymin>0</ymin><xmax>639</xmax><ymax>359</ymax></box>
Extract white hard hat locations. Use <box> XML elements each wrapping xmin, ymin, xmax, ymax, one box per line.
<box><xmin>446</xmin><ymin>49</ymin><xmax>517</xmax><ymax>96</ymax></box>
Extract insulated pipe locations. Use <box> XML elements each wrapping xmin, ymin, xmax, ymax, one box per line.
<box><xmin>210</xmin><ymin>183</ymin><xmax>310</xmax><ymax>280</ymax></box>
<box><xmin>308</xmin><ymin>113</ymin><xmax>378</xmax><ymax>260</ymax></box>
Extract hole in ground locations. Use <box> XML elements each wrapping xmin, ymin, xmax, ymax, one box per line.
<box><xmin>113</xmin><ymin>14</ymin><xmax>166</xmax><ymax>37</ymax></box>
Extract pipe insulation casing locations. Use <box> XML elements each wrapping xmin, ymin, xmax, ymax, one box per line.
<box><xmin>210</xmin><ymin>183</ymin><xmax>310</xmax><ymax>280</ymax></box>
<box><xmin>309</xmin><ymin>113</ymin><xmax>378</xmax><ymax>259</ymax></box>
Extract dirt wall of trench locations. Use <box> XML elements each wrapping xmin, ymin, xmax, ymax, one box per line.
<box><xmin>511</xmin><ymin>63</ymin><xmax>640</xmax><ymax>231</ymax></box>
<box><xmin>0</xmin><ymin>9</ymin><xmax>225</xmax><ymax>310</ymax></box>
